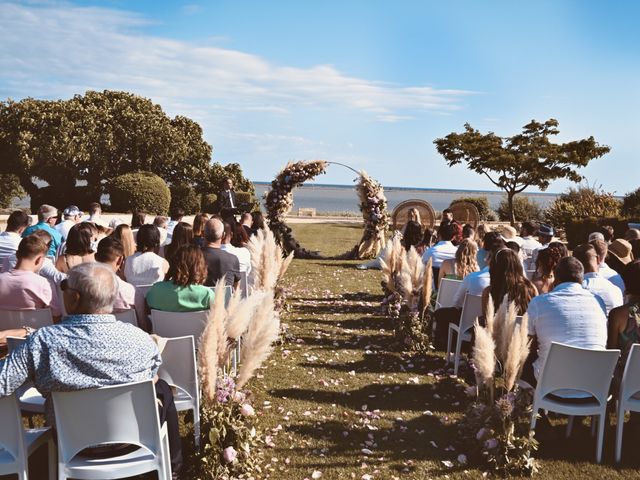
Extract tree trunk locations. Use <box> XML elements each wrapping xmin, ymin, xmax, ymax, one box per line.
<box><xmin>507</xmin><ymin>192</ymin><xmax>516</xmax><ymax>227</ymax></box>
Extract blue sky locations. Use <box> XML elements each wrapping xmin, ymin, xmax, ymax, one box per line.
<box><xmin>1</xmin><ymin>0</ymin><xmax>638</xmax><ymax>194</ymax></box>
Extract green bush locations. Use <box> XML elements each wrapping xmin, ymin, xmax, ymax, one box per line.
<box><xmin>622</xmin><ymin>187</ymin><xmax>640</xmax><ymax>218</ymax></box>
<box><xmin>200</xmin><ymin>193</ymin><xmax>218</xmax><ymax>213</ymax></box>
<box><xmin>497</xmin><ymin>196</ymin><xmax>545</xmax><ymax>222</ymax></box>
<box><xmin>170</xmin><ymin>184</ymin><xmax>201</xmax><ymax>215</ymax></box>
<box><xmin>545</xmin><ymin>185</ymin><xmax>621</xmax><ymax>230</ymax></box>
<box><xmin>450</xmin><ymin>196</ymin><xmax>491</xmax><ymax>220</ymax></box>
<box><xmin>108</xmin><ymin>171</ymin><xmax>170</xmax><ymax>215</ymax></box>
<box><xmin>0</xmin><ymin>174</ymin><xmax>26</xmax><ymax>209</ymax></box>
<box><xmin>564</xmin><ymin>217</ymin><xmax>634</xmax><ymax>249</ymax></box>
<box><xmin>30</xmin><ymin>185</ymin><xmax>101</xmax><ymax>213</ymax></box>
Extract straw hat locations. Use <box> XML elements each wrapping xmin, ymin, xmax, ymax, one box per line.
<box><xmin>609</xmin><ymin>239</ymin><xmax>633</xmax><ymax>264</ymax></box>
<box><xmin>501</xmin><ymin>225</ymin><xmax>523</xmax><ymax>246</ymax></box>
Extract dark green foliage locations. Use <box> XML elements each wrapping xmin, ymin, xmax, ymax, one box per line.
<box><xmin>109</xmin><ymin>171</ymin><xmax>171</xmax><ymax>215</ymax></box>
<box><xmin>200</xmin><ymin>193</ymin><xmax>218</xmax><ymax>214</ymax></box>
<box><xmin>564</xmin><ymin>217</ymin><xmax>634</xmax><ymax>249</ymax></box>
<box><xmin>435</xmin><ymin>119</ymin><xmax>610</xmax><ymax>224</ymax></box>
<box><xmin>450</xmin><ymin>196</ymin><xmax>491</xmax><ymax>220</ymax></box>
<box><xmin>29</xmin><ymin>185</ymin><xmax>101</xmax><ymax>213</ymax></box>
<box><xmin>545</xmin><ymin>185</ymin><xmax>621</xmax><ymax>231</ymax></box>
<box><xmin>169</xmin><ymin>184</ymin><xmax>201</xmax><ymax>215</ymax></box>
<box><xmin>497</xmin><ymin>196</ymin><xmax>544</xmax><ymax>222</ymax></box>
<box><xmin>0</xmin><ymin>174</ymin><xmax>26</xmax><ymax>209</ymax></box>
<box><xmin>622</xmin><ymin>187</ymin><xmax>640</xmax><ymax>217</ymax></box>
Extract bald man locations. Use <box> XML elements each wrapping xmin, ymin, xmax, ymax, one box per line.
<box><xmin>202</xmin><ymin>218</ymin><xmax>240</xmax><ymax>287</ymax></box>
<box><xmin>573</xmin><ymin>243</ymin><xmax>623</xmax><ymax>315</ymax></box>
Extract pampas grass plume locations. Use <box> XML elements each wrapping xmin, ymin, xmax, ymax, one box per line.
<box><xmin>473</xmin><ymin>321</ymin><xmax>496</xmax><ymax>386</ymax></box>
<box><xmin>199</xmin><ymin>287</ymin><xmax>224</xmax><ymax>402</ymax></box>
<box><xmin>421</xmin><ymin>258</ymin><xmax>433</xmax><ymax>314</ymax></box>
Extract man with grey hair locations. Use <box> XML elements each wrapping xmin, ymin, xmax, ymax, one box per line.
<box><xmin>0</xmin><ymin>262</ymin><xmax>182</xmax><ymax>475</ymax></box>
<box><xmin>202</xmin><ymin>217</ymin><xmax>240</xmax><ymax>287</ymax></box>
<box><xmin>22</xmin><ymin>204</ymin><xmax>62</xmax><ymax>257</ymax></box>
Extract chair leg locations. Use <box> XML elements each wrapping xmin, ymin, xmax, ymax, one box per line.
<box><xmin>530</xmin><ymin>407</ymin><xmax>538</xmax><ymax>431</ymax></box>
<box><xmin>566</xmin><ymin>416</ymin><xmax>574</xmax><ymax>438</ymax></box>
<box><xmin>596</xmin><ymin>412</ymin><xmax>606</xmax><ymax>463</ymax></box>
<box><xmin>453</xmin><ymin>333</ymin><xmax>463</xmax><ymax>376</ymax></box>
<box><xmin>47</xmin><ymin>438</ymin><xmax>56</xmax><ymax>480</ymax></box>
<box><xmin>194</xmin><ymin>407</ymin><xmax>201</xmax><ymax>450</ymax></box>
<box><xmin>446</xmin><ymin>326</ymin><xmax>454</xmax><ymax>364</ymax></box>
<box><xmin>616</xmin><ymin>408</ymin><xmax>625</xmax><ymax>463</ymax></box>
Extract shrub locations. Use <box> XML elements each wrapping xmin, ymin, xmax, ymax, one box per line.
<box><xmin>564</xmin><ymin>217</ymin><xmax>633</xmax><ymax>249</ymax></box>
<box><xmin>545</xmin><ymin>185</ymin><xmax>621</xmax><ymax>230</ymax></box>
<box><xmin>200</xmin><ymin>193</ymin><xmax>218</xmax><ymax>213</ymax></box>
<box><xmin>450</xmin><ymin>196</ymin><xmax>491</xmax><ymax>220</ymax></box>
<box><xmin>108</xmin><ymin>171</ymin><xmax>170</xmax><ymax>215</ymax></box>
<box><xmin>0</xmin><ymin>174</ymin><xmax>26</xmax><ymax>209</ymax></box>
<box><xmin>169</xmin><ymin>184</ymin><xmax>201</xmax><ymax>215</ymax></box>
<box><xmin>497</xmin><ymin>196</ymin><xmax>545</xmax><ymax>222</ymax></box>
<box><xmin>622</xmin><ymin>187</ymin><xmax>640</xmax><ymax>218</ymax></box>
<box><xmin>30</xmin><ymin>185</ymin><xmax>101</xmax><ymax>213</ymax></box>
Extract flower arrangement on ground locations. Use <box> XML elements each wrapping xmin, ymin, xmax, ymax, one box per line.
<box><xmin>379</xmin><ymin>236</ymin><xmax>432</xmax><ymax>352</ymax></box>
<box><xmin>457</xmin><ymin>298</ymin><xmax>538</xmax><ymax>476</ymax></box>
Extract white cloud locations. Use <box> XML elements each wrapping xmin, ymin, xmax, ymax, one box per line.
<box><xmin>0</xmin><ymin>2</ymin><xmax>473</xmax><ymax>121</ymax></box>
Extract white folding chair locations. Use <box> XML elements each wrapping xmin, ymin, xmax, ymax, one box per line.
<box><xmin>230</xmin><ymin>270</ymin><xmax>248</xmax><ymax>299</ymax></box>
<box><xmin>616</xmin><ymin>344</ymin><xmax>640</xmax><ymax>462</ymax></box>
<box><xmin>530</xmin><ymin>342</ymin><xmax>620</xmax><ymax>463</ymax></box>
<box><xmin>113</xmin><ymin>309</ymin><xmax>138</xmax><ymax>327</ymax></box>
<box><xmin>0</xmin><ymin>309</ymin><xmax>53</xmax><ymax>330</ymax></box>
<box><xmin>446</xmin><ymin>293</ymin><xmax>483</xmax><ymax>376</ymax></box>
<box><xmin>6</xmin><ymin>337</ymin><xmax>45</xmax><ymax>416</ymax></box>
<box><xmin>150</xmin><ymin>309</ymin><xmax>209</xmax><ymax>341</ymax></box>
<box><xmin>158</xmin><ymin>336</ymin><xmax>200</xmax><ymax>448</ymax></box>
<box><xmin>134</xmin><ymin>284</ymin><xmax>153</xmax><ymax>329</ymax></box>
<box><xmin>0</xmin><ymin>394</ymin><xmax>55</xmax><ymax>480</ymax></box>
<box><xmin>434</xmin><ymin>278</ymin><xmax>462</xmax><ymax>310</ymax></box>
<box><xmin>52</xmin><ymin>380</ymin><xmax>171</xmax><ymax>480</ymax></box>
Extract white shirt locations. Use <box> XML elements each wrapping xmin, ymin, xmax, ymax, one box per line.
<box><xmin>599</xmin><ymin>263</ymin><xmax>625</xmax><ymax>294</ymax></box>
<box><xmin>452</xmin><ymin>266</ymin><xmax>490</xmax><ymax>309</ymax></box>
<box><xmin>583</xmin><ymin>272</ymin><xmax>623</xmax><ymax>316</ymax></box>
<box><xmin>124</xmin><ymin>252</ymin><xmax>167</xmax><ymax>287</ymax></box>
<box><xmin>528</xmin><ymin>282</ymin><xmax>607</xmax><ymax>380</ymax></box>
<box><xmin>221</xmin><ymin>244</ymin><xmax>252</xmax><ymax>274</ymax></box>
<box><xmin>0</xmin><ymin>231</ymin><xmax>22</xmax><ymax>259</ymax></box>
<box><xmin>422</xmin><ymin>241</ymin><xmax>457</xmax><ymax>268</ymax></box>
<box><xmin>520</xmin><ymin>236</ymin><xmax>542</xmax><ymax>267</ymax></box>
<box><xmin>55</xmin><ymin>220</ymin><xmax>76</xmax><ymax>241</ymax></box>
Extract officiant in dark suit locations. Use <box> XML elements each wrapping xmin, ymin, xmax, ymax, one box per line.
<box><xmin>218</xmin><ymin>178</ymin><xmax>239</xmax><ymax>220</ymax></box>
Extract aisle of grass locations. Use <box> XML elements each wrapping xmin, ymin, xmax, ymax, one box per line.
<box><xmin>246</xmin><ymin>223</ymin><xmax>640</xmax><ymax>479</ymax></box>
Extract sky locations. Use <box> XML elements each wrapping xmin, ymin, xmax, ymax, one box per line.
<box><xmin>1</xmin><ymin>0</ymin><xmax>638</xmax><ymax>194</ymax></box>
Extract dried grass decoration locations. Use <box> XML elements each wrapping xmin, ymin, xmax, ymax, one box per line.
<box><xmin>264</xmin><ymin>160</ymin><xmax>389</xmax><ymax>259</ymax></box>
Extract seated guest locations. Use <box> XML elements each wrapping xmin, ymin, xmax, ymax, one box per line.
<box><xmin>131</xmin><ymin>210</ymin><xmax>146</xmax><ymax>229</ymax></box>
<box><xmin>193</xmin><ymin>213</ymin><xmax>209</xmax><ymax>248</ymax></box>
<box><xmin>483</xmin><ymin>248</ymin><xmax>537</xmax><ymax>316</ymax></box>
<box><xmin>475</xmin><ymin>225</ymin><xmax>492</xmax><ymax>269</ymax></box>
<box><xmin>529</xmin><ymin>223</ymin><xmax>555</xmax><ymax>268</ymax></box>
<box><xmin>251</xmin><ymin>211</ymin><xmax>265</xmax><ymax>236</ymax></box>
<box><xmin>624</xmin><ymin>228</ymin><xmax>640</xmax><ymax>242</ymax></box>
<box><xmin>532</xmin><ymin>242</ymin><xmax>567</xmax><ymax>294</ymax></box>
<box><xmin>415</xmin><ymin>228</ymin><xmax>435</xmax><ymax>256</ymax></box>
<box><xmin>450</xmin><ymin>221</ymin><xmax>464</xmax><ymax>246</ymax></box>
<box><xmin>86</xmin><ymin>202</ymin><xmax>109</xmax><ymax>228</ymax></box>
<box><xmin>153</xmin><ymin>216</ymin><xmax>170</xmax><ymax>247</ymax></box>
<box><xmin>402</xmin><ymin>220</ymin><xmax>423</xmax><ymax>252</ymax></box>
<box><xmin>0</xmin><ymin>236</ymin><xmax>58</xmax><ymax>315</ymax></box>
<box><xmin>591</xmin><ymin>239</ymin><xmax>625</xmax><ymax>294</ymax></box>
<box><xmin>462</xmin><ymin>224</ymin><xmax>476</xmax><ymax>242</ymax></box>
<box><xmin>440</xmin><ymin>208</ymin><xmax>454</xmax><ymax>226</ymax></box>
<box><xmin>607</xmin><ymin>238</ymin><xmax>633</xmax><ymax>274</ymax></box>
<box><xmin>438</xmin><ymin>238</ymin><xmax>479</xmax><ymax>286</ymax></box>
<box><xmin>124</xmin><ymin>224</ymin><xmax>169</xmax><ymax>287</ymax></box>
<box><xmin>520</xmin><ymin>221</ymin><xmax>541</xmax><ymax>268</ymax></box>
<box><xmin>147</xmin><ymin>245</ymin><xmax>212</xmax><ymax>313</ymax></box>
<box><xmin>202</xmin><ymin>218</ymin><xmax>240</xmax><ymax>287</ymax></box>
<box><xmin>221</xmin><ymin>222</ymin><xmax>251</xmax><ymax>274</ymax></box>
<box><xmin>22</xmin><ymin>204</ymin><xmax>61</xmax><ymax>258</ymax></box>
<box><xmin>240</xmin><ymin>212</ymin><xmax>253</xmax><ymax>238</ymax></box>
<box><xmin>0</xmin><ymin>210</ymin><xmax>30</xmax><ymax>260</ymax></box>
<box><xmin>55</xmin><ymin>205</ymin><xmax>83</xmax><ymax>241</ymax></box>
<box><xmin>599</xmin><ymin>225</ymin><xmax>615</xmax><ymax>244</ymax></box>
<box><xmin>163</xmin><ymin>222</ymin><xmax>193</xmax><ymax>268</ymax></box>
<box><xmin>96</xmin><ymin>237</ymin><xmax>136</xmax><ymax>313</ymax></box>
<box><xmin>55</xmin><ymin>222</ymin><xmax>98</xmax><ymax>273</ymax></box>
<box><xmin>573</xmin><ymin>243</ymin><xmax>623</xmax><ymax>315</ymax></box>
<box><xmin>607</xmin><ymin>261</ymin><xmax>640</xmax><ymax>372</ymax></box>
<box><xmin>167</xmin><ymin>207</ymin><xmax>184</xmax><ymax>236</ymax></box>
<box><xmin>232</xmin><ymin>221</ymin><xmax>250</xmax><ymax>249</ymax></box>
<box><xmin>112</xmin><ymin>224</ymin><xmax>136</xmax><ymax>258</ymax></box>
<box><xmin>422</xmin><ymin>223</ymin><xmax>458</xmax><ymax>280</ymax></box>
<box><xmin>525</xmin><ymin>257</ymin><xmax>607</xmax><ymax>385</ymax></box>
<box><xmin>0</xmin><ymin>262</ymin><xmax>182</xmax><ymax>474</ymax></box>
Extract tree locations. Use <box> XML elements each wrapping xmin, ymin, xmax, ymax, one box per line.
<box><xmin>621</xmin><ymin>187</ymin><xmax>640</xmax><ymax>218</ymax></box>
<box><xmin>434</xmin><ymin>119</ymin><xmax>610</xmax><ymax>225</ymax></box>
<box><xmin>0</xmin><ymin>174</ymin><xmax>26</xmax><ymax>209</ymax></box>
<box><xmin>497</xmin><ymin>196</ymin><xmax>544</xmax><ymax>222</ymax></box>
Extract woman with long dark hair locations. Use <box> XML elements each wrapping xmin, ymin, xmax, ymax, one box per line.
<box><xmin>55</xmin><ymin>222</ymin><xmax>98</xmax><ymax>273</ymax></box>
<box><xmin>192</xmin><ymin>213</ymin><xmax>209</xmax><ymax>248</ymax></box>
<box><xmin>163</xmin><ymin>221</ymin><xmax>194</xmax><ymax>268</ymax></box>
<box><xmin>484</xmin><ymin>248</ymin><xmax>538</xmax><ymax>316</ymax></box>
<box><xmin>124</xmin><ymin>224</ymin><xmax>169</xmax><ymax>286</ymax></box>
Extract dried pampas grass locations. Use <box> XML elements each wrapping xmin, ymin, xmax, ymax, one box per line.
<box><xmin>421</xmin><ymin>258</ymin><xmax>433</xmax><ymax>315</ymax></box>
<box><xmin>402</xmin><ymin>246</ymin><xmax>424</xmax><ymax>307</ymax></box>
<box><xmin>484</xmin><ymin>293</ymin><xmax>495</xmax><ymax>336</ymax></box>
<box><xmin>503</xmin><ymin>322</ymin><xmax>532</xmax><ymax>391</ymax></box>
<box><xmin>198</xmin><ymin>281</ymin><xmax>227</xmax><ymax>401</ymax></box>
<box><xmin>473</xmin><ymin>321</ymin><xmax>496</xmax><ymax>385</ymax></box>
<box><xmin>226</xmin><ymin>290</ymin><xmax>270</xmax><ymax>340</ymax></box>
<box><xmin>236</xmin><ymin>293</ymin><xmax>280</xmax><ymax>389</ymax></box>
<box><xmin>247</xmin><ymin>227</ymin><xmax>291</xmax><ymax>292</ymax></box>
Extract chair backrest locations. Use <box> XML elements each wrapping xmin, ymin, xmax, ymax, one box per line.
<box><xmin>536</xmin><ymin>342</ymin><xmax>620</xmax><ymax>404</ymax></box>
<box><xmin>0</xmin><ymin>394</ymin><xmax>27</xmax><ymax>467</ymax></box>
<box><xmin>114</xmin><ymin>309</ymin><xmax>138</xmax><ymax>327</ymax></box>
<box><xmin>435</xmin><ymin>278</ymin><xmax>462</xmax><ymax>308</ymax></box>
<box><xmin>52</xmin><ymin>380</ymin><xmax>163</xmax><ymax>464</ymax></box>
<box><xmin>158</xmin><ymin>336</ymin><xmax>199</xmax><ymax>402</ymax></box>
<box><xmin>150</xmin><ymin>309</ymin><xmax>209</xmax><ymax>340</ymax></box>
<box><xmin>6</xmin><ymin>336</ymin><xmax>26</xmax><ymax>354</ymax></box>
<box><xmin>230</xmin><ymin>271</ymin><xmax>248</xmax><ymax>299</ymax></box>
<box><xmin>619</xmin><ymin>344</ymin><xmax>640</xmax><ymax>402</ymax></box>
<box><xmin>0</xmin><ymin>308</ymin><xmax>53</xmax><ymax>330</ymax></box>
<box><xmin>459</xmin><ymin>294</ymin><xmax>483</xmax><ymax>332</ymax></box>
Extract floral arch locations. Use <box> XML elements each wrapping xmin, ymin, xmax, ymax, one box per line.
<box><xmin>264</xmin><ymin>160</ymin><xmax>389</xmax><ymax>259</ymax></box>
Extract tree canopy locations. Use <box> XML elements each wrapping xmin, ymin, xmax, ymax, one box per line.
<box><xmin>434</xmin><ymin>119</ymin><xmax>610</xmax><ymax>224</ymax></box>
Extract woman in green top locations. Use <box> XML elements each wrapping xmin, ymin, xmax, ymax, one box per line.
<box><xmin>146</xmin><ymin>244</ymin><xmax>213</xmax><ymax>312</ymax></box>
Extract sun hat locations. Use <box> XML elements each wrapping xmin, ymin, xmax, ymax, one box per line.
<box><xmin>609</xmin><ymin>239</ymin><xmax>633</xmax><ymax>264</ymax></box>
<box><xmin>63</xmin><ymin>205</ymin><xmax>83</xmax><ymax>218</ymax></box>
<box><xmin>538</xmin><ymin>223</ymin><xmax>554</xmax><ymax>237</ymax></box>
<box><xmin>500</xmin><ymin>225</ymin><xmax>523</xmax><ymax>246</ymax></box>
<box><xmin>588</xmin><ymin>232</ymin><xmax>605</xmax><ymax>242</ymax></box>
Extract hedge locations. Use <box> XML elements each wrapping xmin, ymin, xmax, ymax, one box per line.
<box><xmin>564</xmin><ymin>217</ymin><xmax>640</xmax><ymax>249</ymax></box>
<box><xmin>200</xmin><ymin>193</ymin><xmax>218</xmax><ymax>213</ymax></box>
<box><xmin>169</xmin><ymin>184</ymin><xmax>201</xmax><ymax>215</ymax></box>
<box><xmin>108</xmin><ymin>171</ymin><xmax>171</xmax><ymax>215</ymax></box>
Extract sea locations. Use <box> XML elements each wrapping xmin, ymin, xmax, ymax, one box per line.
<box><xmin>253</xmin><ymin>182</ymin><xmax>559</xmax><ymax>215</ymax></box>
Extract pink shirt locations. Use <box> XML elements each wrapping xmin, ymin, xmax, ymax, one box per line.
<box><xmin>0</xmin><ymin>269</ymin><xmax>59</xmax><ymax>315</ymax></box>
<box><xmin>114</xmin><ymin>276</ymin><xmax>137</xmax><ymax>312</ymax></box>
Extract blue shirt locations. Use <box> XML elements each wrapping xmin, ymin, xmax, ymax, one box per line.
<box><xmin>0</xmin><ymin>314</ymin><xmax>161</xmax><ymax>423</ymax></box>
<box><xmin>22</xmin><ymin>222</ymin><xmax>62</xmax><ymax>257</ymax></box>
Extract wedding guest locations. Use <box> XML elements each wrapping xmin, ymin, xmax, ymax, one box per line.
<box><xmin>462</xmin><ymin>224</ymin><xmax>476</xmax><ymax>241</ymax></box>
<box><xmin>221</xmin><ymin>222</ymin><xmax>251</xmax><ymax>274</ymax></box>
<box><xmin>167</xmin><ymin>207</ymin><xmax>184</xmax><ymax>236</ymax></box>
<box><xmin>532</xmin><ymin>242</ymin><xmax>567</xmax><ymax>294</ymax></box>
<box><xmin>240</xmin><ymin>212</ymin><xmax>253</xmax><ymax>238</ymax></box>
<box><xmin>112</xmin><ymin>224</ymin><xmax>136</xmax><ymax>258</ymax></box>
<box><xmin>450</xmin><ymin>221</ymin><xmax>464</xmax><ymax>246</ymax></box>
<box><xmin>529</xmin><ymin>223</ymin><xmax>555</xmax><ymax>268</ymax></box>
<box><xmin>55</xmin><ymin>205</ymin><xmax>83</xmax><ymax>241</ymax></box>
<box><xmin>415</xmin><ymin>228</ymin><xmax>435</xmax><ymax>256</ymax></box>
<box><xmin>95</xmin><ymin>237</ymin><xmax>136</xmax><ymax>314</ymax></box>
<box><xmin>146</xmin><ymin>245</ymin><xmax>212</xmax><ymax>313</ymax></box>
<box><xmin>624</xmin><ymin>228</ymin><xmax>640</xmax><ymax>242</ymax></box>
<box><xmin>607</xmin><ymin>261</ymin><xmax>640</xmax><ymax>372</ymax></box>
<box><xmin>131</xmin><ymin>210</ymin><xmax>146</xmax><ymax>229</ymax></box>
<box><xmin>438</xmin><ymin>238</ymin><xmax>479</xmax><ymax>286</ymax></box>
<box><xmin>422</xmin><ymin>223</ymin><xmax>458</xmax><ymax>280</ymax></box>
<box><xmin>591</xmin><ymin>239</ymin><xmax>626</xmax><ymax>293</ymax></box>
<box><xmin>402</xmin><ymin>220</ymin><xmax>423</xmax><ymax>252</ymax></box>
<box><xmin>164</xmin><ymin>222</ymin><xmax>194</xmax><ymax>268</ymax></box>
<box><xmin>22</xmin><ymin>204</ymin><xmax>61</xmax><ymax>258</ymax></box>
<box><xmin>55</xmin><ymin>222</ymin><xmax>98</xmax><ymax>273</ymax></box>
<box><xmin>483</xmin><ymin>248</ymin><xmax>537</xmax><ymax>316</ymax></box>
<box><xmin>631</xmin><ymin>239</ymin><xmax>640</xmax><ymax>261</ymax></box>
<box><xmin>124</xmin><ymin>224</ymin><xmax>169</xmax><ymax>287</ymax></box>
<box><xmin>232</xmin><ymin>222</ymin><xmax>250</xmax><ymax>249</ymax></box>
<box><xmin>202</xmin><ymin>218</ymin><xmax>240</xmax><ymax>287</ymax></box>
<box><xmin>86</xmin><ymin>202</ymin><xmax>109</xmax><ymax>228</ymax></box>
<box><xmin>0</xmin><ymin>210</ymin><xmax>30</xmax><ymax>260</ymax></box>
<box><xmin>153</xmin><ymin>216</ymin><xmax>170</xmax><ymax>246</ymax></box>
<box><xmin>599</xmin><ymin>225</ymin><xmax>615</xmax><ymax>244</ymax></box>
<box><xmin>251</xmin><ymin>211</ymin><xmax>265</xmax><ymax>235</ymax></box>
<box><xmin>607</xmin><ymin>238</ymin><xmax>633</xmax><ymax>274</ymax></box>
<box><xmin>573</xmin><ymin>243</ymin><xmax>623</xmax><ymax>315</ymax></box>
<box><xmin>520</xmin><ymin>221</ymin><xmax>541</xmax><ymax>267</ymax></box>
<box><xmin>193</xmin><ymin>213</ymin><xmax>209</xmax><ymax>248</ymax></box>
<box><xmin>440</xmin><ymin>208</ymin><xmax>454</xmax><ymax>226</ymax></box>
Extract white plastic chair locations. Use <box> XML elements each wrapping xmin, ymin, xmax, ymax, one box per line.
<box><xmin>434</xmin><ymin>278</ymin><xmax>462</xmax><ymax>310</ymax></box>
<box><xmin>0</xmin><ymin>394</ymin><xmax>55</xmax><ymax>480</ymax></box>
<box><xmin>52</xmin><ymin>379</ymin><xmax>171</xmax><ymax>480</ymax></box>
<box><xmin>113</xmin><ymin>309</ymin><xmax>138</xmax><ymax>327</ymax></box>
<box><xmin>134</xmin><ymin>284</ymin><xmax>153</xmax><ymax>329</ymax></box>
<box><xmin>158</xmin><ymin>336</ymin><xmax>200</xmax><ymax>448</ymax></box>
<box><xmin>446</xmin><ymin>293</ymin><xmax>483</xmax><ymax>376</ymax></box>
<box><xmin>230</xmin><ymin>270</ymin><xmax>248</xmax><ymax>299</ymax></box>
<box><xmin>6</xmin><ymin>336</ymin><xmax>46</xmax><ymax>416</ymax></box>
<box><xmin>150</xmin><ymin>309</ymin><xmax>209</xmax><ymax>341</ymax></box>
<box><xmin>616</xmin><ymin>343</ymin><xmax>640</xmax><ymax>462</ymax></box>
<box><xmin>0</xmin><ymin>309</ymin><xmax>53</xmax><ymax>330</ymax></box>
<box><xmin>530</xmin><ymin>342</ymin><xmax>620</xmax><ymax>463</ymax></box>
